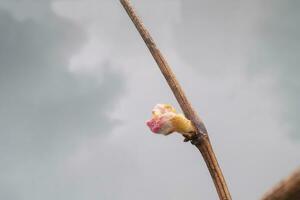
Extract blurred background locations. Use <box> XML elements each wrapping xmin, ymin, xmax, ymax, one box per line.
<box><xmin>0</xmin><ymin>0</ymin><xmax>299</xmax><ymax>199</ymax></box>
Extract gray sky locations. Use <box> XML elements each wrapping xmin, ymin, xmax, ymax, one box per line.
<box><xmin>0</xmin><ymin>0</ymin><xmax>299</xmax><ymax>200</ymax></box>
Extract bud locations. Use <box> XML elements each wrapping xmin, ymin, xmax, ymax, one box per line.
<box><xmin>146</xmin><ymin>104</ymin><xmax>195</xmax><ymax>136</ymax></box>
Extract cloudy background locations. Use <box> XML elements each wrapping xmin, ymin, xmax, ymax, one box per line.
<box><xmin>0</xmin><ymin>0</ymin><xmax>299</xmax><ymax>199</ymax></box>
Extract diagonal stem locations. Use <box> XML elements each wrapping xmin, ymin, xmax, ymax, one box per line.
<box><xmin>120</xmin><ymin>0</ymin><xmax>207</xmax><ymax>137</ymax></box>
<box><xmin>120</xmin><ymin>0</ymin><xmax>231</xmax><ymax>199</ymax></box>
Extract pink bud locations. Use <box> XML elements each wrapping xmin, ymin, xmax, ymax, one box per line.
<box><xmin>146</xmin><ymin>118</ymin><xmax>161</xmax><ymax>133</ymax></box>
<box><xmin>146</xmin><ymin>104</ymin><xmax>176</xmax><ymax>135</ymax></box>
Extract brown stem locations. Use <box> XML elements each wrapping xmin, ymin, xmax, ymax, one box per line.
<box><xmin>261</xmin><ymin>168</ymin><xmax>300</xmax><ymax>200</ymax></box>
<box><xmin>196</xmin><ymin>136</ymin><xmax>231</xmax><ymax>200</ymax></box>
<box><xmin>119</xmin><ymin>0</ymin><xmax>231</xmax><ymax>199</ymax></box>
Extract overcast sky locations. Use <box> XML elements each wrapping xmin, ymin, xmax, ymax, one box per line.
<box><xmin>0</xmin><ymin>0</ymin><xmax>299</xmax><ymax>200</ymax></box>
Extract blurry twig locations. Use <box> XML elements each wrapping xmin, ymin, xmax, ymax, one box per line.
<box><xmin>261</xmin><ymin>168</ymin><xmax>300</xmax><ymax>200</ymax></box>
<box><xmin>119</xmin><ymin>0</ymin><xmax>231</xmax><ymax>199</ymax></box>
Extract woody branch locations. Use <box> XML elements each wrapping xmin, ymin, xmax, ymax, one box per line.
<box><xmin>119</xmin><ymin>0</ymin><xmax>232</xmax><ymax>199</ymax></box>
